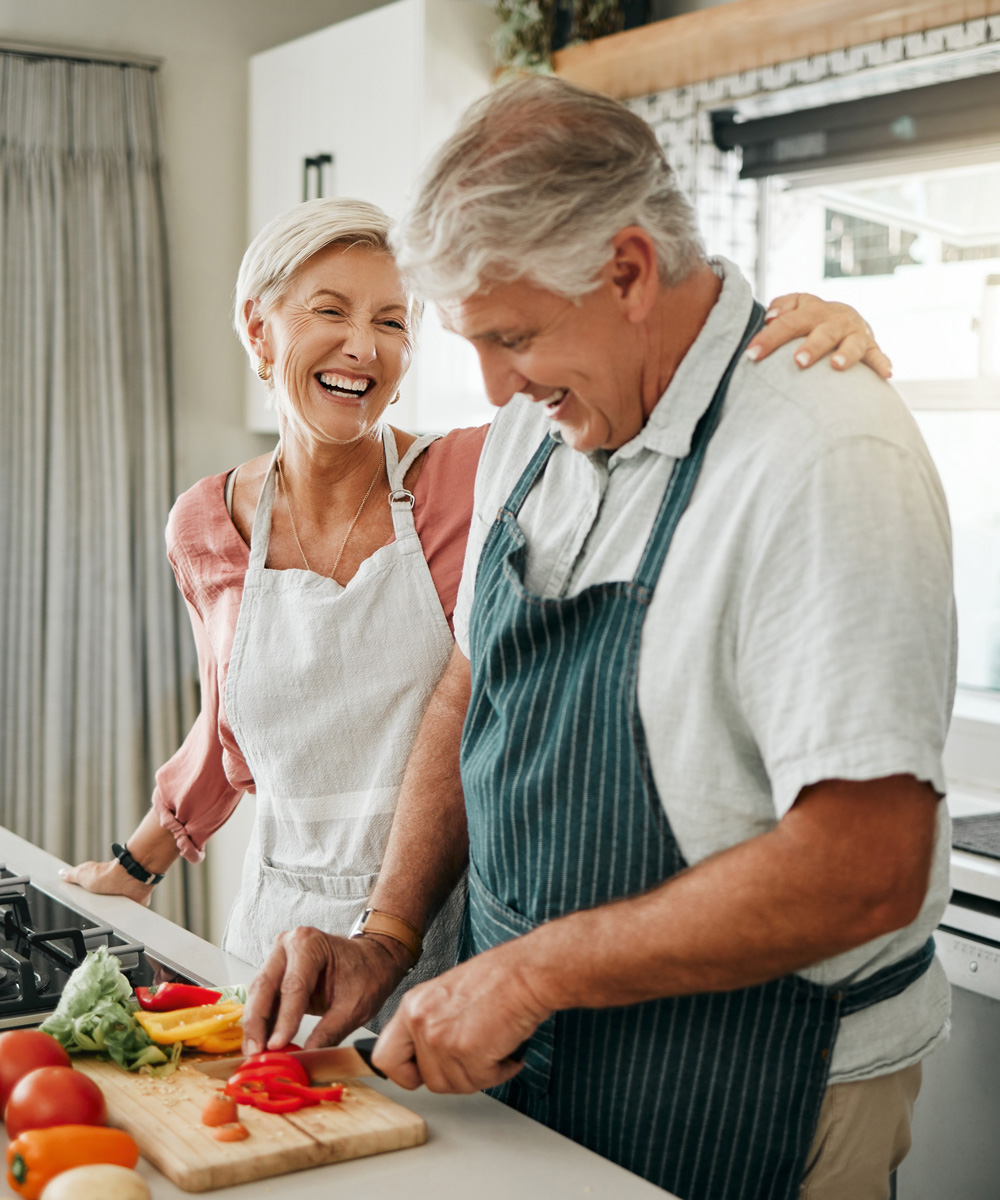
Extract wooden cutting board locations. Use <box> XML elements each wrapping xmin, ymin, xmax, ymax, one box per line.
<box><xmin>75</xmin><ymin>1056</ymin><xmax>427</xmax><ymax>1193</ymax></box>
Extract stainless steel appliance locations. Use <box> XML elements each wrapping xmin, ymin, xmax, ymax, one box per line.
<box><xmin>896</xmin><ymin>888</ymin><xmax>1000</xmax><ymax>1199</ymax></box>
<box><xmin>0</xmin><ymin>864</ymin><xmax>204</xmax><ymax>1028</ymax></box>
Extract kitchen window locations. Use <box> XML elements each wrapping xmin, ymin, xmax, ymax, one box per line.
<box><xmin>759</xmin><ymin>151</ymin><xmax>1000</xmax><ymax>696</ymax></box>
<box><xmin>714</xmin><ymin>69</ymin><xmax>1000</xmax><ymax>701</ymax></box>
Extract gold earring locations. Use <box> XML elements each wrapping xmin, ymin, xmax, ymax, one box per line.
<box><xmin>390</xmin><ymin>391</ymin><xmax>400</xmax><ymax>405</ymax></box>
<box><xmin>257</xmin><ymin>358</ymin><xmax>272</xmax><ymax>382</ymax></box>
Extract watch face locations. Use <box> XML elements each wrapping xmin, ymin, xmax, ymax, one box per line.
<box><xmin>348</xmin><ymin>908</ymin><xmax>373</xmax><ymax>939</ymax></box>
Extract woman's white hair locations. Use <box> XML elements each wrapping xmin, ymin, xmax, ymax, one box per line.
<box><xmin>233</xmin><ymin>196</ymin><xmax>422</xmax><ymax>368</ymax></box>
<box><xmin>393</xmin><ymin>76</ymin><xmax>705</xmax><ymax>302</ymax></box>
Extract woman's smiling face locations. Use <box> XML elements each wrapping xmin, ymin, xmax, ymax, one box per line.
<box><xmin>259</xmin><ymin>243</ymin><xmax>415</xmax><ymax>444</ymax></box>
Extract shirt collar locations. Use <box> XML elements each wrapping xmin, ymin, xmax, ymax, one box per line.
<box><xmin>609</xmin><ymin>258</ymin><xmax>755</xmax><ymax>466</ymax></box>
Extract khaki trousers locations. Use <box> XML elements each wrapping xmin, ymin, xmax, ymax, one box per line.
<box><xmin>799</xmin><ymin>1062</ymin><xmax>923</xmax><ymax>1200</ymax></box>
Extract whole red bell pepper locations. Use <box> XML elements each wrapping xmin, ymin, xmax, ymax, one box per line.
<box><xmin>134</xmin><ymin>982</ymin><xmax>223</xmax><ymax>1011</ymax></box>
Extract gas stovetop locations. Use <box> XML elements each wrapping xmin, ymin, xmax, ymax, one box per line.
<box><xmin>0</xmin><ymin>865</ymin><xmax>200</xmax><ymax>1029</ymax></box>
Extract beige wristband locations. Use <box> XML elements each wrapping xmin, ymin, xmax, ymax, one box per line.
<box><xmin>349</xmin><ymin>908</ymin><xmax>422</xmax><ymax>962</ymax></box>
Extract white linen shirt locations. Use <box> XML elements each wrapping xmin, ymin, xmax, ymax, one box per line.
<box><xmin>453</xmin><ymin>259</ymin><xmax>957</xmax><ymax>1084</ymax></box>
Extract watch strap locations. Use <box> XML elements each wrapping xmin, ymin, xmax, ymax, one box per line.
<box><xmin>112</xmin><ymin>842</ymin><xmax>165</xmax><ymax>886</ymax></box>
<box><xmin>351</xmin><ymin>909</ymin><xmax>422</xmax><ymax>962</ymax></box>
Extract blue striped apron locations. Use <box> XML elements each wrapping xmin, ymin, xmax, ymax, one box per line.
<box><xmin>460</xmin><ymin>302</ymin><xmax>935</xmax><ymax>1200</ymax></box>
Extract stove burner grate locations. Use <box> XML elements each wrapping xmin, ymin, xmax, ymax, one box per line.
<box><xmin>0</xmin><ymin>957</ymin><xmax>50</xmax><ymax>1001</ymax></box>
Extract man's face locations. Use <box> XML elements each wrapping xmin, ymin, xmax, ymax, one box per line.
<box><xmin>439</xmin><ymin>274</ymin><xmax>648</xmax><ymax>454</ymax></box>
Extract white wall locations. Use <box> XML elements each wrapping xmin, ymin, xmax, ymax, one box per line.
<box><xmin>246</xmin><ymin>0</ymin><xmax>497</xmax><ymax>435</ymax></box>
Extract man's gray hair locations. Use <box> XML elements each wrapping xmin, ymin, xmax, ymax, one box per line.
<box><xmin>393</xmin><ymin>76</ymin><xmax>705</xmax><ymax>302</ymax></box>
<box><xmin>233</xmin><ymin>196</ymin><xmax>422</xmax><ymax>369</ymax></box>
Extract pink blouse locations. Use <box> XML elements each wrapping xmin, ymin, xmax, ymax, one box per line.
<box><xmin>152</xmin><ymin>425</ymin><xmax>488</xmax><ymax>863</ymax></box>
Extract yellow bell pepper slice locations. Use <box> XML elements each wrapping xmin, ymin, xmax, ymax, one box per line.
<box><xmin>188</xmin><ymin>1025</ymin><xmax>245</xmax><ymax>1054</ymax></box>
<box><xmin>135</xmin><ymin>1000</ymin><xmax>243</xmax><ymax>1045</ymax></box>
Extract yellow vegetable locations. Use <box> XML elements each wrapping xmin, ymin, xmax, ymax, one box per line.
<box><xmin>187</xmin><ymin>1024</ymin><xmax>245</xmax><ymax>1054</ymax></box>
<box><xmin>134</xmin><ymin>1000</ymin><xmax>243</xmax><ymax>1045</ymax></box>
<box><xmin>40</xmin><ymin>1164</ymin><xmax>151</xmax><ymax>1200</ymax></box>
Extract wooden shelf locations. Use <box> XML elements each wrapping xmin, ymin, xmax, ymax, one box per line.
<box><xmin>552</xmin><ymin>0</ymin><xmax>1000</xmax><ymax>99</ymax></box>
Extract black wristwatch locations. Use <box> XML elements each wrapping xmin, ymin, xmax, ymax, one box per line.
<box><xmin>111</xmin><ymin>842</ymin><xmax>165</xmax><ymax>886</ymax></box>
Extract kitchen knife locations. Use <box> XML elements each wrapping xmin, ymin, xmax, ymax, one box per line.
<box><xmin>193</xmin><ymin>1036</ymin><xmax>384</xmax><ymax>1082</ymax></box>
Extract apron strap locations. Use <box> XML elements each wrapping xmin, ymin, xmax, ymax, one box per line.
<box><xmin>837</xmin><ymin>935</ymin><xmax>937</xmax><ymax>1016</ymax></box>
<box><xmin>392</xmin><ymin>428</ymin><xmax>440</xmax><ymax>486</ymax></box>
<box><xmin>505</xmin><ymin>433</ymin><xmax>559</xmax><ymax>518</ymax></box>
<box><xmin>247</xmin><ymin>445</ymin><xmax>282</xmax><ymax>572</ymax></box>
<box><xmin>634</xmin><ymin>301</ymin><xmax>766</xmax><ymax>592</ymax></box>
<box><xmin>385</xmin><ymin>426</ymin><xmax>441</xmax><ymax>537</ymax></box>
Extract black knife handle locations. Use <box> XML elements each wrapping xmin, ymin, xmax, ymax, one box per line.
<box><xmin>352</xmin><ymin>1035</ymin><xmax>386</xmax><ymax>1077</ymax></box>
<box><xmin>353</xmin><ymin>1033</ymin><xmax>528</xmax><ymax>1076</ymax></box>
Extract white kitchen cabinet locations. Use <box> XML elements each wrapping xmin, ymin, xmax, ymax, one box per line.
<box><xmin>246</xmin><ymin>0</ymin><xmax>497</xmax><ymax>434</ymax></box>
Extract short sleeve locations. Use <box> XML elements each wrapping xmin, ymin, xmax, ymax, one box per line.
<box><xmin>737</xmin><ymin>435</ymin><xmax>957</xmax><ymax>818</ymax></box>
<box><xmin>412</xmin><ymin>424</ymin><xmax>488</xmax><ymax>631</ymax></box>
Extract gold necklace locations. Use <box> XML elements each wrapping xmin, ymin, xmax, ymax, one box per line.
<box><xmin>276</xmin><ymin>449</ymin><xmax>384</xmax><ymax>577</ymax></box>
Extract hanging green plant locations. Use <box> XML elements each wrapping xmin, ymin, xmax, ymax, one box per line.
<box><xmin>493</xmin><ymin>0</ymin><xmax>557</xmax><ymax>74</ymax></box>
<box><xmin>573</xmin><ymin>0</ymin><xmax>625</xmax><ymax>43</ymax></box>
<box><xmin>493</xmin><ymin>1</ymin><xmax>647</xmax><ymax>73</ymax></box>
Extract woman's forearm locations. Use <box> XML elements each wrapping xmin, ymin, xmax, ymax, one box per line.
<box><xmin>124</xmin><ymin>807</ymin><xmax>183</xmax><ymax>876</ymax></box>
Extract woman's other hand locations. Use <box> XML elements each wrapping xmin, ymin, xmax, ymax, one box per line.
<box><xmin>745</xmin><ymin>294</ymin><xmax>892</xmax><ymax>379</ymax></box>
<box><xmin>243</xmin><ymin>927</ymin><xmax>411</xmax><ymax>1055</ymax></box>
<box><xmin>59</xmin><ymin>859</ymin><xmax>156</xmax><ymax>906</ymax></box>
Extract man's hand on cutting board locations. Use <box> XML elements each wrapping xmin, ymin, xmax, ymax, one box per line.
<box><xmin>242</xmin><ymin>927</ymin><xmax>410</xmax><ymax>1053</ymax></box>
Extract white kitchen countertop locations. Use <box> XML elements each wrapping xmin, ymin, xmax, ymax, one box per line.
<box><xmin>0</xmin><ymin>828</ymin><xmax>670</xmax><ymax>1200</ymax></box>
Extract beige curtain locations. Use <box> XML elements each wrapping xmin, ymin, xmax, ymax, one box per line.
<box><xmin>0</xmin><ymin>52</ymin><xmax>207</xmax><ymax>936</ymax></box>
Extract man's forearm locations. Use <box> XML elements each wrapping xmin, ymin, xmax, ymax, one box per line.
<box><xmin>507</xmin><ymin>775</ymin><xmax>940</xmax><ymax>1013</ymax></box>
<box><xmin>369</xmin><ymin>645</ymin><xmax>471</xmax><ymax>932</ymax></box>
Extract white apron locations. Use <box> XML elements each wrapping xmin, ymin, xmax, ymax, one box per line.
<box><xmin>223</xmin><ymin>426</ymin><xmax>465</xmax><ymax>1022</ymax></box>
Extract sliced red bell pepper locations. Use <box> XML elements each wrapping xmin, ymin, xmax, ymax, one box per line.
<box><xmin>223</xmin><ymin>1061</ymin><xmax>346</xmax><ymax>1114</ymax></box>
<box><xmin>265</xmin><ymin>1078</ymin><xmax>346</xmax><ymax>1103</ymax></box>
<box><xmin>227</xmin><ymin>1064</ymin><xmax>309</xmax><ymax>1090</ymax></box>
<box><xmin>238</xmin><ymin>1051</ymin><xmax>310</xmax><ymax>1083</ymax></box>
<box><xmin>225</xmin><ymin>1079</ymin><xmax>308</xmax><ymax>1113</ymax></box>
<box><xmin>135</xmin><ymin>982</ymin><xmax>223</xmax><ymax>1011</ymax></box>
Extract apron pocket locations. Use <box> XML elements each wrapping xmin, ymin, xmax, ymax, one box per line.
<box><xmin>467</xmin><ymin>859</ymin><xmax>556</xmax><ymax>1096</ymax></box>
<box><xmin>260</xmin><ymin>858</ymin><xmax>379</xmax><ymax>900</ymax></box>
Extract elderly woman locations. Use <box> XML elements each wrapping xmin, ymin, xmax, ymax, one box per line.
<box><xmin>63</xmin><ymin>196</ymin><xmax>888</xmax><ymax>1011</ymax></box>
<box><xmin>63</xmin><ymin>199</ymin><xmax>481</xmax><ymax>996</ymax></box>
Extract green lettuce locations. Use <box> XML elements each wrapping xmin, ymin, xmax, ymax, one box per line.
<box><xmin>40</xmin><ymin>946</ymin><xmax>181</xmax><ymax>1074</ymax></box>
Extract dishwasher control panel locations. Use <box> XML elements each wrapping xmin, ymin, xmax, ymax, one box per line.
<box><xmin>938</xmin><ymin>892</ymin><xmax>1000</xmax><ymax>1001</ymax></box>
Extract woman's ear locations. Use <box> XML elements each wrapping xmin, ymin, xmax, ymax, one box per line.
<box><xmin>608</xmin><ymin>227</ymin><xmax>660</xmax><ymax>324</ymax></box>
<box><xmin>245</xmin><ymin>298</ymin><xmax>267</xmax><ymax>358</ymax></box>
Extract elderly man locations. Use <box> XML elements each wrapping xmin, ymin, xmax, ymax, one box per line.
<box><xmin>245</xmin><ymin>78</ymin><xmax>955</xmax><ymax>1200</ymax></box>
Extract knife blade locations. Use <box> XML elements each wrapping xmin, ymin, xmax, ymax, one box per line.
<box><xmin>192</xmin><ymin>1036</ymin><xmax>384</xmax><ymax>1082</ymax></box>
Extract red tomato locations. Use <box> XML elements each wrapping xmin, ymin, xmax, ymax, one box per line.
<box><xmin>4</xmin><ymin>1065</ymin><xmax>107</xmax><ymax>1138</ymax></box>
<box><xmin>0</xmin><ymin>1030</ymin><xmax>71</xmax><ymax>1114</ymax></box>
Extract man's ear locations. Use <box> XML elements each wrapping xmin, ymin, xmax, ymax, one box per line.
<box><xmin>608</xmin><ymin>227</ymin><xmax>660</xmax><ymax>324</ymax></box>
